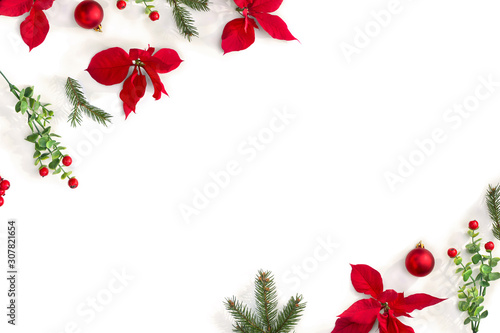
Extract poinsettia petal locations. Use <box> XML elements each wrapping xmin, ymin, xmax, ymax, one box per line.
<box><xmin>148</xmin><ymin>48</ymin><xmax>183</xmax><ymax>74</ymax></box>
<box><xmin>331</xmin><ymin>317</ymin><xmax>373</xmax><ymax>333</ymax></box>
<box><xmin>87</xmin><ymin>47</ymin><xmax>133</xmax><ymax>85</ymax></box>
<box><xmin>120</xmin><ymin>69</ymin><xmax>139</xmax><ymax>118</ymax></box>
<box><xmin>377</xmin><ymin>313</ymin><xmax>389</xmax><ymax>333</ymax></box>
<box><xmin>377</xmin><ymin>289</ymin><xmax>398</xmax><ymax>303</ymax></box>
<box><xmin>0</xmin><ymin>0</ymin><xmax>33</xmax><ymax>17</ymax></box>
<box><xmin>129</xmin><ymin>48</ymin><xmax>154</xmax><ymax>62</ymax></box>
<box><xmin>337</xmin><ymin>298</ymin><xmax>380</xmax><ymax>325</ymax></box>
<box><xmin>134</xmin><ymin>71</ymin><xmax>147</xmax><ymax>99</ymax></box>
<box><xmin>221</xmin><ymin>17</ymin><xmax>258</xmax><ymax>54</ymax></box>
<box><xmin>392</xmin><ymin>317</ymin><xmax>415</xmax><ymax>333</ymax></box>
<box><xmin>234</xmin><ymin>0</ymin><xmax>252</xmax><ymax>9</ymax></box>
<box><xmin>33</xmin><ymin>0</ymin><xmax>54</xmax><ymax>11</ymax></box>
<box><xmin>20</xmin><ymin>8</ymin><xmax>49</xmax><ymax>51</ymax></box>
<box><xmin>350</xmin><ymin>264</ymin><xmax>383</xmax><ymax>299</ymax></box>
<box><xmin>393</xmin><ymin>293</ymin><xmax>446</xmax><ymax>316</ymax></box>
<box><xmin>143</xmin><ymin>64</ymin><xmax>167</xmax><ymax>100</ymax></box>
<box><xmin>250</xmin><ymin>0</ymin><xmax>283</xmax><ymax>13</ymax></box>
<box><xmin>250</xmin><ymin>12</ymin><xmax>296</xmax><ymax>41</ymax></box>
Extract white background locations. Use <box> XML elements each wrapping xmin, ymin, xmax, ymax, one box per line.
<box><xmin>1</xmin><ymin>0</ymin><xmax>500</xmax><ymax>332</ymax></box>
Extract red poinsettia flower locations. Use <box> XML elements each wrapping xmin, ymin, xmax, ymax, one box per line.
<box><xmin>0</xmin><ymin>0</ymin><xmax>54</xmax><ymax>51</ymax></box>
<box><xmin>86</xmin><ymin>46</ymin><xmax>182</xmax><ymax>118</ymax></box>
<box><xmin>331</xmin><ymin>264</ymin><xmax>446</xmax><ymax>333</ymax></box>
<box><xmin>221</xmin><ymin>0</ymin><xmax>297</xmax><ymax>54</ymax></box>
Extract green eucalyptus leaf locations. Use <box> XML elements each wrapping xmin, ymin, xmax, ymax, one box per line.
<box><xmin>464</xmin><ymin>317</ymin><xmax>471</xmax><ymax>325</ymax></box>
<box><xmin>456</xmin><ymin>267</ymin><xmax>464</xmax><ymax>273</ymax></box>
<box><xmin>481</xmin><ymin>265</ymin><xmax>492</xmax><ymax>275</ymax></box>
<box><xmin>454</xmin><ymin>257</ymin><xmax>463</xmax><ymax>265</ymax></box>
<box><xmin>33</xmin><ymin>151</ymin><xmax>41</xmax><ymax>158</ymax></box>
<box><xmin>26</xmin><ymin>133</ymin><xmax>39</xmax><ymax>143</ymax></box>
<box><xmin>24</xmin><ymin>86</ymin><xmax>34</xmax><ymax>98</ymax></box>
<box><xmin>463</xmin><ymin>269</ymin><xmax>473</xmax><ymax>282</ymax></box>
<box><xmin>46</xmin><ymin>140</ymin><xmax>56</xmax><ymax>149</ymax></box>
<box><xmin>48</xmin><ymin>158</ymin><xmax>60</xmax><ymax>170</ymax></box>
<box><xmin>472</xmin><ymin>253</ymin><xmax>482</xmax><ymax>264</ymax></box>
<box><xmin>479</xmin><ymin>280</ymin><xmax>490</xmax><ymax>287</ymax></box>
<box><xmin>15</xmin><ymin>101</ymin><xmax>21</xmax><ymax>112</ymax></box>
<box><xmin>38</xmin><ymin>137</ymin><xmax>48</xmax><ymax>148</ymax></box>
<box><xmin>481</xmin><ymin>310</ymin><xmax>489</xmax><ymax>319</ymax></box>
<box><xmin>40</xmin><ymin>153</ymin><xmax>49</xmax><ymax>160</ymax></box>
<box><xmin>488</xmin><ymin>272</ymin><xmax>500</xmax><ymax>281</ymax></box>
<box><xmin>468</xmin><ymin>230</ymin><xmax>475</xmax><ymax>237</ymax></box>
<box><xmin>53</xmin><ymin>168</ymin><xmax>62</xmax><ymax>175</ymax></box>
<box><xmin>458</xmin><ymin>301</ymin><xmax>469</xmax><ymax>311</ymax></box>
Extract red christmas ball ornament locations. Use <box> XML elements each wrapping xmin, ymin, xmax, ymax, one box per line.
<box><xmin>405</xmin><ymin>241</ymin><xmax>435</xmax><ymax>277</ymax></box>
<box><xmin>447</xmin><ymin>248</ymin><xmax>458</xmax><ymax>258</ymax></box>
<box><xmin>74</xmin><ymin>0</ymin><xmax>104</xmax><ymax>31</ymax></box>
<box><xmin>0</xmin><ymin>196</ymin><xmax>4</xmax><ymax>207</ymax></box>
<box><xmin>485</xmin><ymin>241</ymin><xmax>495</xmax><ymax>252</ymax></box>
<box><xmin>0</xmin><ymin>189</ymin><xmax>4</xmax><ymax>196</ymax></box>
<box><xmin>468</xmin><ymin>220</ymin><xmax>479</xmax><ymax>230</ymax></box>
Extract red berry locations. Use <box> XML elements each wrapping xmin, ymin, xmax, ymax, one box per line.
<box><xmin>116</xmin><ymin>0</ymin><xmax>126</xmax><ymax>9</ymax></box>
<box><xmin>0</xmin><ymin>180</ymin><xmax>10</xmax><ymax>190</ymax></box>
<box><xmin>68</xmin><ymin>177</ymin><xmax>79</xmax><ymax>189</ymax></box>
<box><xmin>62</xmin><ymin>155</ymin><xmax>73</xmax><ymax>167</ymax></box>
<box><xmin>485</xmin><ymin>241</ymin><xmax>495</xmax><ymax>252</ymax></box>
<box><xmin>0</xmin><ymin>196</ymin><xmax>3</xmax><ymax>207</ymax></box>
<box><xmin>447</xmin><ymin>248</ymin><xmax>458</xmax><ymax>258</ymax></box>
<box><xmin>39</xmin><ymin>167</ymin><xmax>49</xmax><ymax>177</ymax></box>
<box><xmin>0</xmin><ymin>189</ymin><xmax>4</xmax><ymax>196</ymax></box>
<box><xmin>468</xmin><ymin>220</ymin><xmax>479</xmax><ymax>230</ymax></box>
<box><xmin>149</xmin><ymin>11</ymin><xmax>159</xmax><ymax>21</ymax></box>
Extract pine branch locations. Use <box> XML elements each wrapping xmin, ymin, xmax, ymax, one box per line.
<box><xmin>273</xmin><ymin>295</ymin><xmax>306</xmax><ymax>333</ymax></box>
<box><xmin>255</xmin><ymin>270</ymin><xmax>278</xmax><ymax>331</ymax></box>
<box><xmin>486</xmin><ymin>184</ymin><xmax>500</xmax><ymax>241</ymax></box>
<box><xmin>224</xmin><ymin>297</ymin><xmax>264</xmax><ymax>333</ymax></box>
<box><xmin>181</xmin><ymin>0</ymin><xmax>209</xmax><ymax>11</ymax></box>
<box><xmin>166</xmin><ymin>0</ymin><xmax>198</xmax><ymax>40</ymax></box>
<box><xmin>225</xmin><ymin>271</ymin><xmax>305</xmax><ymax>333</ymax></box>
<box><xmin>65</xmin><ymin>77</ymin><xmax>112</xmax><ymax>127</ymax></box>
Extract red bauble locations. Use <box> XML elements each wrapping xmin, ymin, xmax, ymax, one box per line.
<box><xmin>116</xmin><ymin>0</ymin><xmax>126</xmax><ymax>10</ymax></box>
<box><xmin>0</xmin><ymin>196</ymin><xmax>3</xmax><ymax>207</ymax></box>
<box><xmin>74</xmin><ymin>0</ymin><xmax>104</xmax><ymax>30</ymax></box>
<box><xmin>405</xmin><ymin>241</ymin><xmax>435</xmax><ymax>277</ymax></box>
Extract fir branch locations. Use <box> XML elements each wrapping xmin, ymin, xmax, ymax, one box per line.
<box><xmin>273</xmin><ymin>295</ymin><xmax>306</xmax><ymax>333</ymax></box>
<box><xmin>486</xmin><ymin>184</ymin><xmax>500</xmax><ymax>241</ymax></box>
<box><xmin>255</xmin><ymin>270</ymin><xmax>278</xmax><ymax>331</ymax></box>
<box><xmin>224</xmin><ymin>297</ymin><xmax>264</xmax><ymax>333</ymax></box>
<box><xmin>225</xmin><ymin>270</ymin><xmax>305</xmax><ymax>333</ymax></box>
<box><xmin>65</xmin><ymin>77</ymin><xmax>112</xmax><ymax>127</ymax></box>
<box><xmin>181</xmin><ymin>0</ymin><xmax>209</xmax><ymax>11</ymax></box>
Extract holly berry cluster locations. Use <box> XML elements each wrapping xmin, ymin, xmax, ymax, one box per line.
<box><xmin>115</xmin><ymin>0</ymin><xmax>159</xmax><ymax>21</ymax></box>
<box><xmin>447</xmin><ymin>220</ymin><xmax>499</xmax><ymax>332</ymax></box>
<box><xmin>0</xmin><ymin>177</ymin><xmax>11</xmax><ymax>207</ymax></box>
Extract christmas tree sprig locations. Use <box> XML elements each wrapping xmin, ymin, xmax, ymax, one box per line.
<box><xmin>486</xmin><ymin>184</ymin><xmax>500</xmax><ymax>241</ymax></box>
<box><xmin>448</xmin><ymin>221</ymin><xmax>500</xmax><ymax>333</ymax></box>
<box><xmin>224</xmin><ymin>270</ymin><xmax>306</xmax><ymax>333</ymax></box>
<box><xmin>166</xmin><ymin>0</ymin><xmax>210</xmax><ymax>40</ymax></box>
<box><xmin>0</xmin><ymin>70</ymin><xmax>78</xmax><ymax>188</ymax></box>
<box><xmin>65</xmin><ymin>77</ymin><xmax>112</xmax><ymax>127</ymax></box>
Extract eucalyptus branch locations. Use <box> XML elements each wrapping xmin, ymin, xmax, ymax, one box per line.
<box><xmin>0</xmin><ymin>70</ymin><xmax>78</xmax><ymax>188</ymax></box>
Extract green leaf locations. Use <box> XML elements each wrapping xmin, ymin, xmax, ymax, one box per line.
<box><xmin>464</xmin><ymin>317</ymin><xmax>471</xmax><ymax>325</ymax></box>
<box><xmin>474</xmin><ymin>306</ymin><xmax>484</xmax><ymax>316</ymax></box>
<box><xmin>26</xmin><ymin>133</ymin><xmax>39</xmax><ymax>143</ymax></box>
<box><xmin>488</xmin><ymin>272</ymin><xmax>500</xmax><ymax>281</ymax></box>
<box><xmin>53</xmin><ymin>168</ymin><xmax>62</xmax><ymax>175</ymax></box>
<box><xmin>454</xmin><ymin>257</ymin><xmax>463</xmax><ymax>265</ymax></box>
<box><xmin>481</xmin><ymin>265</ymin><xmax>492</xmax><ymax>275</ymax></box>
<box><xmin>481</xmin><ymin>310</ymin><xmax>489</xmax><ymax>318</ymax></box>
<box><xmin>15</xmin><ymin>101</ymin><xmax>21</xmax><ymax>112</ymax></box>
<box><xmin>463</xmin><ymin>269</ymin><xmax>473</xmax><ymax>282</ymax></box>
<box><xmin>472</xmin><ymin>253</ymin><xmax>482</xmax><ymax>264</ymax></box>
<box><xmin>46</xmin><ymin>140</ymin><xmax>56</xmax><ymax>149</ymax></box>
<box><xmin>24</xmin><ymin>86</ymin><xmax>34</xmax><ymax>98</ymax></box>
<box><xmin>20</xmin><ymin>99</ymin><xmax>28</xmax><ymax>113</ymax></box>
<box><xmin>476</xmin><ymin>296</ymin><xmax>484</xmax><ymax>304</ymax></box>
<box><xmin>479</xmin><ymin>280</ymin><xmax>490</xmax><ymax>287</ymax></box>
<box><xmin>458</xmin><ymin>301</ymin><xmax>469</xmax><ymax>311</ymax></box>
<box><xmin>48</xmin><ymin>158</ymin><xmax>60</xmax><ymax>170</ymax></box>
<box><xmin>458</xmin><ymin>293</ymin><xmax>467</xmax><ymax>299</ymax></box>
<box><xmin>52</xmin><ymin>150</ymin><xmax>61</xmax><ymax>159</ymax></box>
<box><xmin>468</xmin><ymin>230</ymin><xmax>475</xmax><ymax>237</ymax></box>
<box><xmin>456</xmin><ymin>267</ymin><xmax>464</xmax><ymax>273</ymax></box>
<box><xmin>38</xmin><ymin>137</ymin><xmax>48</xmax><ymax>148</ymax></box>
<box><xmin>33</xmin><ymin>151</ymin><xmax>41</xmax><ymax>158</ymax></box>
<box><xmin>40</xmin><ymin>153</ymin><xmax>49</xmax><ymax>160</ymax></box>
